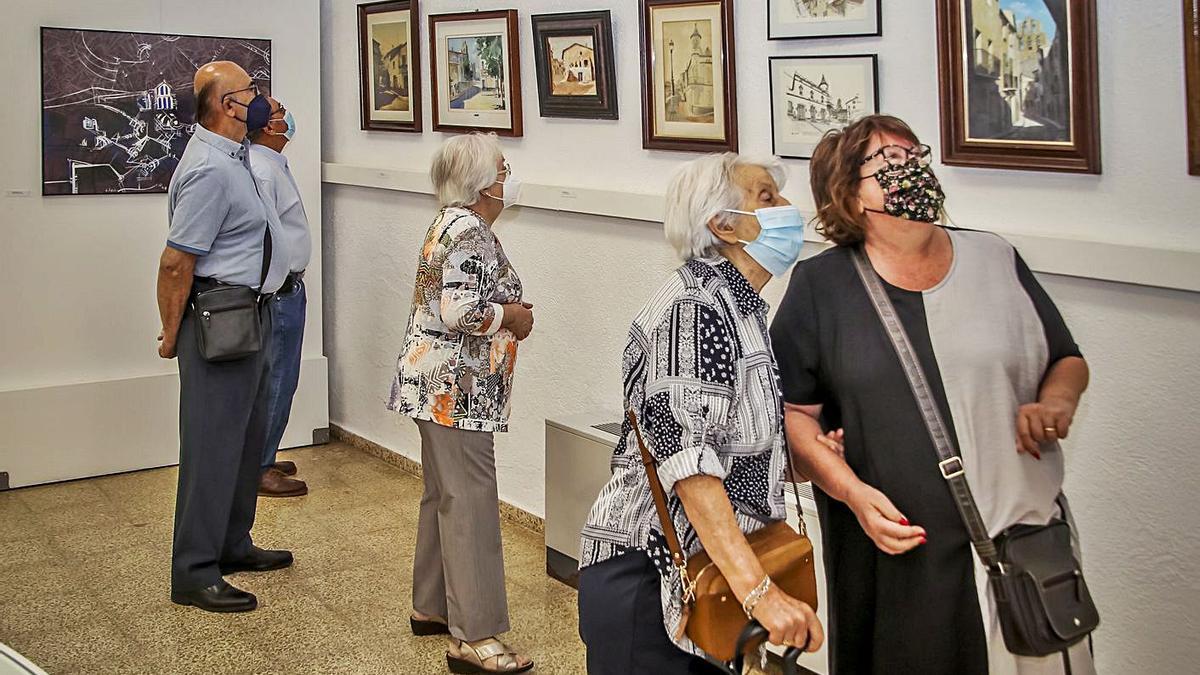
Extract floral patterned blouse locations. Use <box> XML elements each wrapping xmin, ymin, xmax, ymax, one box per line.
<box><xmin>388</xmin><ymin>207</ymin><xmax>524</xmax><ymax>433</ymax></box>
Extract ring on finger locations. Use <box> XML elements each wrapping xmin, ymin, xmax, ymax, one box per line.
<box><xmin>1043</xmin><ymin>427</ymin><xmax>1058</xmax><ymax>434</ymax></box>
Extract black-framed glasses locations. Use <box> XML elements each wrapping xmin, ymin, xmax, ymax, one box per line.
<box><xmin>222</xmin><ymin>83</ymin><xmax>262</xmax><ymax>101</ymax></box>
<box><xmin>860</xmin><ymin>143</ymin><xmax>932</xmax><ymax>169</ymax></box>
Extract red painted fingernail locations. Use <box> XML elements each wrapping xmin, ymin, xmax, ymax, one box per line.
<box><xmin>900</xmin><ymin>518</ymin><xmax>910</xmax><ymax>526</ymax></box>
<box><xmin>921</xmin><ymin>537</ymin><xmax>928</xmax><ymax>545</ymax></box>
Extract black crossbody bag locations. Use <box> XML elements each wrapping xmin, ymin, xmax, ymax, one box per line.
<box><xmin>851</xmin><ymin>246</ymin><xmax>1099</xmax><ymax>658</ymax></box>
<box><xmin>190</xmin><ymin>226</ymin><xmax>271</xmax><ymax>363</ymax></box>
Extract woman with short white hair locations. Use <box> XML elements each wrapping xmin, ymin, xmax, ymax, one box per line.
<box><xmin>577</xmin><ymin>153</ymin><xmax>833</xmax><ymax>673</ymax></box>
<box><xmin>388</xmin><ymin>132</ymin><xmax>534</xmax><ymax>673</ymax></box>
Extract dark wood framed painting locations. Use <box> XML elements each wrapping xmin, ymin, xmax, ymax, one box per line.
<box><xmin>359</xmin><ymin>0</ymin><xmax>421</xmax><ymax>133</ymax></box>
<box><xmin>640</xmin><ymin>0</ymin><xmax>738</xmax><ymax>152</ymax></box>
<box><xmin>769</xmin><ymin>54</ymin><xmax>879</xmax><ymax>159</ymax></box>
<box><xmin>935</xmin><ymin>0</ymin><xmax>1101</xmax><ymax>174</ymax></box>
<box><xmin>767</xmin><ymin>0</ymin><xmax>882</xmax><ymax>40</ymax></box>
<box><xmin>1186</xmin><ymin>0</ymin><xmax>1200</xmax><ymax>176</ymax></box>
<box><xmin>429</xmin><ymin>9</ymin><xmax>523</xmax><ymax>137</ymax></box>
<box><xmin>531</xmin><ymin>11</ymin><xmax>618</xmax><ymax>120</ymax></box>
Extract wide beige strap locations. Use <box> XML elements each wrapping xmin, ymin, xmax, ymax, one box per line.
<box><xmin>471</xmin><ymin>640</ymin><xmax>513</xmax><ymax>661</ymax></box>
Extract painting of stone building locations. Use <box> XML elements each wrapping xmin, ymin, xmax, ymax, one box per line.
<box><xmin>771</xmin><ymin>55</ymin><xmax>877</xmax><ymax>158</ymax></box>
<box><xmin>446</xmin><ymin>35</ymin><xmax>506</xmax><ymax>111</ymax></box>
<box><xmin>662</xmin><ymin>20</ymin><xmax>715</xmax><ymax>124</ymax></box>
<box><xmin>965</xmin><ymin>0</ymin><xmax>1070</xmax><ymax>142</ymax></box>
<box><xmin>370</xmin><ymin>20</ymin><xmax>410</xmax><ymax>112</ymax></box>
<box><xmin>546</xmin><ymin>36</ymin><xmax>597</xmax><ymax>96</ymax></box>
<box><xmin>40</xmin><ymin>28</ymin><xmax>270</xmax><ymax>196</ymax></box>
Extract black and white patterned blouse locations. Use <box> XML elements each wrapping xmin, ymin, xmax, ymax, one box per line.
<box><xmin>579</xmin><ymin>256</ymin><xmax>789</xmax><ymax>657</ymax></box>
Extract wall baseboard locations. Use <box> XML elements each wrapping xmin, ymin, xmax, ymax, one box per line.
<box><xmin>329</xmin><ymin>423</ymin><xmax>545</xmax><ymax>535</ymax></box>
<box><xmin>0</xmin><ymin>357</ymin><xmax>329</xmax><ymax>488</ymax></box>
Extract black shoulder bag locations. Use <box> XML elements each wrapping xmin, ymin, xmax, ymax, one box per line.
<box><xmin>191</xmin><ymin>225</ymin><xmax>272</xmax><ymax>363</ymax></box>
<box><xmin>850</xmin><ymin>246</ymin><xmax>1099</xmax><ymax>658</ymax></box>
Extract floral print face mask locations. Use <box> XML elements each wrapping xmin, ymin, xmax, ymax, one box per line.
<box><xmin>869</xmin><ymin>158</ymin><xmax>946</xmax><ymax>223</ymax></box>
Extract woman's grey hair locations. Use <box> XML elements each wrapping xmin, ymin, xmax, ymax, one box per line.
<box><xmin>663</xmin><ymin>153</ymin><xmax>788</xmax><ymax>261</ymax></box>
<box><xmin>430</xmin><ymin>132</ymin><xmax>503</xmax><ymax>208</ymax></box>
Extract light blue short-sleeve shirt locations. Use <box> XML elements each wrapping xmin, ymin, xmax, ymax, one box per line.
<box><xmin>167</xmin><ymin>124</ymin><xmax>288</xmax><ymax>293</ymax></box>
<box><xmin>249</xmin><ymin>144</ymin><xmax>311</xmax><ymax>273</ymax></box>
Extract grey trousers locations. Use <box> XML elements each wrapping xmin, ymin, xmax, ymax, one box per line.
<box><xmin>412</xmin><ymin>419</ymin><xmax>511</xmax><ymax>641</ymax></box>
<box><xmin>172</xmin><ymin>303</ymin><xmax>272</xmax><ymax>592</ymax></box>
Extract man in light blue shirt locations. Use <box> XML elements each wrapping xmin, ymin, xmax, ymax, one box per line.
<box><xmin>155</xmin><ymin>61</ymin><xmax>293</xmax><ymax>614</ymax></box>
<box><xmin>248</xmin><ymin>98</ymin><xmax>312</xmax><ymax>498</ymax></box>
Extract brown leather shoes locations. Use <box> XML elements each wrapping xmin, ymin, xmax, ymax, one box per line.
<box><xmin>258</xmin><ymin>468</ymin><xmax>308</xmax><ymax>498</ymax></box>
<box><xmin>271</xmin><ymin>461</ymin><xmax>298</xmax><ymax>476</ymax></box>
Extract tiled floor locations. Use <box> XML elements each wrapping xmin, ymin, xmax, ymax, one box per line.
<box><xmin>0</xmin><ymin>443</ymin><xmax>585</xmax><ymax>674</ymax></box>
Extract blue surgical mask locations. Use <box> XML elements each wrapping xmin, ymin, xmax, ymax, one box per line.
<box><xmin>268</xmin><ymin>111</ymin><xmax>297</xmax><ymax>141</ymax></box>
<box><xmin>282</xmin><ymin>111</ymin><xmax>296</xmax><ymax>140</ymax></box>
<box><xmin>724</xmin><ymin>205</ymin><xmax>807</xmax><ymax>277</ymax></box>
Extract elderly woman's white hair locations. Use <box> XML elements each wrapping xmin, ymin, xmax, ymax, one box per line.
<box><xmin>663</xmin><ymin>153</ymin><xmax>787</xmax><ymax>261</ymax></box>
<box><xmin>430</xmin><ymin>132</ymin><xmax>504</xmax><ymax>207</ymax></box>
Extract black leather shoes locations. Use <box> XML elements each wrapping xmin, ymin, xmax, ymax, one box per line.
<box><xmin>171</xmin><ymin>580</ymin><xmax>257</xmax><ymax>613</ymax></box>
<box><xmin>220</xmin><ymin>546</ymin><xmax>294</xmax><ymax>575</ymax></box>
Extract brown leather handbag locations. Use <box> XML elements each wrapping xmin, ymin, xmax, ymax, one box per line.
<box><xmin>628</xmin><ymin>410</ymin><xmax>819</xmax><ymax>663</ymax></box>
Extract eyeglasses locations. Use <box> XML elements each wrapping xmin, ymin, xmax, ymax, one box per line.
<box><xmin>222</xmin><ymin>83</ymin><xmax>262</xmax><ymax>101</ymax></box>
<box><xmin>860</xmin><ymin>143</ymin><xmax>933</xmax><ymax>169</ymax></box>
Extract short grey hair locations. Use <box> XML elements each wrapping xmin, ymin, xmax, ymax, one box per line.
<box><xmin>430</xmin><ymin>132</ymin><xmax>503</xmax><ymax>208</ymax></box>
<box><xmin>663</xmin><ymin>153</ymin><xmax>788</xmax><ymax>261</ymax></box>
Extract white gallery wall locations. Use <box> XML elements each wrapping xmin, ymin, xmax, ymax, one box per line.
<box><xmin>0</xmin><ymin>0</ymin><xmax>328</xmax><ymax>487</ymax></box>
<box><xmin>320</xmin><ymin>1</ymin><xmax>1199</xmax><ymax>672</ymax></box>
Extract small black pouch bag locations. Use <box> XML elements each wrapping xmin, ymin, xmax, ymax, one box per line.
<box><xmin>191</xmin><ymin>221</ymin><xmax>271</xmax><ymax>363</ymax></box>
<box><xmin>192</xmin><ymin>284</ymin><xmax>262</xmax><ymax>362</ymax></box>
<box><xmin>990</xmin><ymin>519</ymin><xmax>1100</xmax><ymax>656</ymax></box>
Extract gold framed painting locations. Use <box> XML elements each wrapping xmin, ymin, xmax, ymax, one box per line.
<box><xmin>359</xmin><ymin>0</ymin><xmax>421</xmax><ymax>133</ymax></box>
<box><xmin>640</xmin><ymin>0</ymin><xmax>738</xmax><ymax>152</ymax></box>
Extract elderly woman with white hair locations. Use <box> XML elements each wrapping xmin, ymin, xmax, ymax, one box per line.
<box><xmin>388</xmin><ymin>132</ymin><xmax>534</xmax><ymax>674</ymax></box>
<box><xmin>577</xmin><ymin>153</ymin><xmax>833</xmax><ymax>673</ymax></box>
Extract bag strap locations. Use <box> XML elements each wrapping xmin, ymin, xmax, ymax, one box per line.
<box><xmin>626</xmin><ymin>406</ymin><xmax>810</xmax><ymax>601</ymax></box>
<box><xmin>849</xmin><ymin>246</ymin><xmax>1000</xmax><ymax>569</ymax></box>
<box><xmin>627</xmin><ymin>409</ymin><xmax>691</xmax><ymax>591</ymax></box>
<box><xmin>246</xmin><ymin>145</ymin><xmax>273</xmax><ymax>293</ymax></box>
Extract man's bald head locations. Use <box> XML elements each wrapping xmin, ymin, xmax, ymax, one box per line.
<box><xmin>193</xmin><ymin>61</ymin><xmax>252</xmax><ymax>127</ymax></box>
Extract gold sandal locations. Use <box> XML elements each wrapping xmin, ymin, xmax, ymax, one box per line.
<box><xmin>446</xmin><ymin>638</ymin><xmax>534</xmax><ymax>674</ymax></box>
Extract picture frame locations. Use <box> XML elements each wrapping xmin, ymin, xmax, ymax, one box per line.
<box><xmin>39</xmin><ymin>27</ymin><xmax>271</xmax><ymax>196</ymax></box>
<box><xmin>531</xmin><ymin>11</ymin><xmax>619</xmax><ymax>120</ymax></box>
<box><xmin>429</xmin><ymin>9</ymin><xmax>523</xmax><ymax>137</ymax></box>
<box><xmin>935</xmin><ymin>0</ymin><xmax>1101</xmax><ymax>174</ymax></box>
<box><xmin>767</xmin><ymin>0</ymin><xmax>882</xmax><ymax>40</ymax></box>
<box><xmin>1186</xmin><ymin>0</ymin><xmax>1200</xmax><ymax>176</ymax></box>
<box><xmin>359</xmin><ymin>0</ymin><xmax>421</xmax><ymax>133</ymax></box>
<box><xmin>769</xmin><ymin>54</ymin><xmax>879</xmax><ymax>160</ymax></box>
<box><xmin>640</xmin><ymin>0</ymin><xmax>738</xmax><ymax>153</ymax></box>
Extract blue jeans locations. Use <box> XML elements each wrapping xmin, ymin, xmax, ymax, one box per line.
<box><xmin>261</xmin><ymin>278</ymin><xmax>307</xmax><ymax>469</ymax></box>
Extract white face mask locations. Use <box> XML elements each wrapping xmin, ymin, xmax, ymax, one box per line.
<box><xmin>484</xmin><ymin>173</ymin><xmax>522</xmax><ymax>210</ymax></box>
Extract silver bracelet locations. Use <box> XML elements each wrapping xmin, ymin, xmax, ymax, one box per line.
<box><xmin>742</xmin><ymin>575</ymin><xmax>772</xmax><ymax>620</ymax></box>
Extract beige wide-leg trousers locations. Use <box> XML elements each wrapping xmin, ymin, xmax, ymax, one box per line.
<box><xmin>412</xmin><ymin>419</ymin><xmax>511</xmax><ymax>642</ymax></box>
